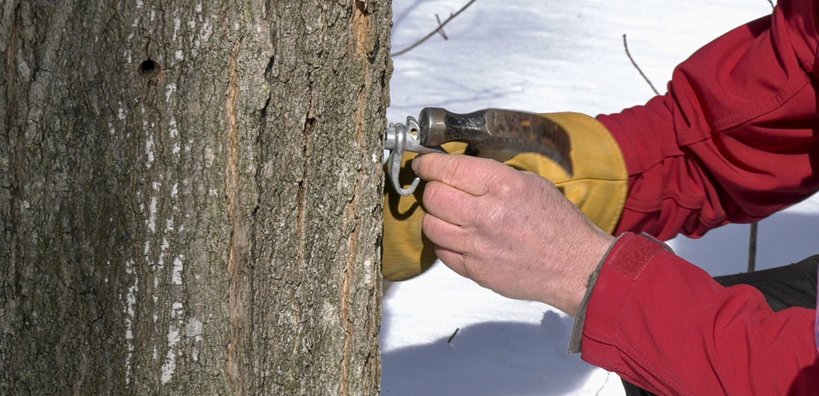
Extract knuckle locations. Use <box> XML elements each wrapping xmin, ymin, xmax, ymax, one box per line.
<box><xmin>423</xmin><ymin>182</ymin><xmax>456</xmax><ymax>212</ymax></box>
<box><xmin>486</xmin><ymin>169</ymin><xmax>522</xmax><ymax>198</ymax></box>
<box><xmin>495</xmin><ymin>178</ymin><xmax>517</xmax><ymax>198</ymax></box>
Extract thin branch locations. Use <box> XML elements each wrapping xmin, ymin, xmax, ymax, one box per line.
<box><xmin>622</xmin><ymin>34</ymin><xmax>660</xmax><ymax>96</ymax></box>
<box><xmin>447</xmin><ymin>328</ymin><xmax>460</xmax><ymax>343</ymax></box>
<box><xmin>435</xmin><ymin>14</ymin><xmax>449</xmax><ymax>40</ymax></box>
<box><xmin>748</xmin><ymin>222</ymin><xmax>758</xmax><ymax>272</ymax></box>
<box><xmin>391</xmin><ymin>0</ymin><xmax>478</xmax><ymax>57</ymax></box>
<box><xmin>739</xmin><ymin>0</ymin><xmax>769</xmax><ymax>273</ymax></box>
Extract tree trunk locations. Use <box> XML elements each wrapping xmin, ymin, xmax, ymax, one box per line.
<box><xmin>0</xmin><ymin>0</ymin><xmax>389</xmax><ymax>394</ymax></box>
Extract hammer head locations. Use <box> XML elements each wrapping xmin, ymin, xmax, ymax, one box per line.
<box><xmin>417</xmin><ymin>108</ymin><xmax>574</xmax><ymax>177</ymax></box>
<box><xmin>384</xmin><ymin>107</ymin><xmax>574</xmax><ymax>197</ymax></box>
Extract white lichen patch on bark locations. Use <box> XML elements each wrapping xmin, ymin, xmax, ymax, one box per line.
<box><xmin>123</xmin><ymin>259</ymin><xmax>138</xmax><ymax>386</ymax></box>
<box><xmin>161</xmin><ymin>324</ymin><xmax>180</xmax><ymax>384</ymax></box>
<box><xmin>169</xmin><ymin>117</ymin><xmax>178</xmax><ymax>139</ymax></box>
<box><xmin>146</xmin><ymin>133</ymin><xmax>155</xmax><ymax>169</ymax></box>
<box><xmin>166</xmin><ymin>83</ymin><xmax>177</xmax><ymax>104</ymax></box>
<box><xmin>173</xmin><ymin>18</ymin><xmax>181</xmax><ymax>42</ymax></box>
<box><xmin>172</xmin><ymin>256</ymin><xmax>184</xmax><ymax>285</ymax></box>
<box><xmin>148</xmin><ymin>196</ymin><xmax>158</xmax><ymax>233</ymax></box>
<box><xmin>186</xmin><ymin>318</ymin><xmax>203</xmax><ymax>338</ymax></box>
<box><xmin>161</xmin><ymin>302</ymin><xmax>185</xmax><ymax>384</ymax></box>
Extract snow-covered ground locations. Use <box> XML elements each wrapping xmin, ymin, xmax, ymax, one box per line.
<box><xmin>382</xmin><ymin>1</ymin><xmax>819</xmax><ymax>395</ymax></box>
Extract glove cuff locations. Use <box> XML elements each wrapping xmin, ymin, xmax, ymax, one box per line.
<box><xmin>531</xmin><ymin>112</ymin><xmax>628</xmax><ymax>234</ymax></box>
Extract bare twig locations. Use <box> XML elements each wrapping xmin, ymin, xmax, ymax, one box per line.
<box><xmin>391</xmin><ymin>0</ymin><xmax>478</xmax><ymax>57</ymax></box>
<box><xmin>748</xmin><ymin>222</ymin><xmax>758</xmax><ymax>272</ymax></box>
<box><xmin>748</xmin><ymin>0</ymin><xmax>768</xmax><ymax>270</ymax></box>
<box><xmin>622</xmin><ymin>34</ymin><xmax>660</xmax><ymax>96</ymax></box>
<box><xmin>595</xmin><ymin>372</ymin><xmax>616</xmax><ymax>396</ymax></box>
<box><xmin>435</xmin><ymin>14</ymin><xmax>449</xmax><ymax>40</ymax></box>
<box><xmin>447</xmin><ymin>327</ymin><xmax>460</xmax><ymax>343</ymax></box>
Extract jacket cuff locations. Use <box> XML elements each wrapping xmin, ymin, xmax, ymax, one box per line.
<box><xmin>568</xmin><ymin>234</ymin><xmax>622</xmax><ymax>353</ymax></box>
<box><xmin>568</xmin><ymin>232</ymin><xmax>671</xmax><ymax>354</ymax></box>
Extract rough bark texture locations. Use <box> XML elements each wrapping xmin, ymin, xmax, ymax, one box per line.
<box><xmin>0</xmin><ymin>0</ymin><xmax>389</xmax><ymax>394</ymax></box>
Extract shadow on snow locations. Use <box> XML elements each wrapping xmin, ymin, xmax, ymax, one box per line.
<box><xmin>381</xmin><ymin>311</ymin><xmax>596</xmax><ymax>396</ymax></box>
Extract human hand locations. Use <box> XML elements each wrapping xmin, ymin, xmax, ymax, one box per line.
<box><xmin>412</xmin><ymin>153</ymin><xmax>615</xmax><ymax>316</ymax></box>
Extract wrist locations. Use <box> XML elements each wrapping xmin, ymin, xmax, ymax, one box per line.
<box><xmin>563</xmin><ymin>230</ymin><xmax>616</xmax><ymax>317</ymax></box>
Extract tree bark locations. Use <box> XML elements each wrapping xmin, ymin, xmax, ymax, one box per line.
<box><xmin>0</xmin><ymin>0</ymin><xmax>389</xmax><ymax>394</ymax></box>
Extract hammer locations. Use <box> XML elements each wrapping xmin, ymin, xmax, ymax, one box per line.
<box><xmin>385</xmin><ymin>107</ymin><xmax>574</xmax><ymax>196</ymax></box>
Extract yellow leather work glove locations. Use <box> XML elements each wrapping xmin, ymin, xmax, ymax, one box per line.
<box><xmin>382</xmin><ymin>112</ymin><xmax>627</xmax><ymax>281</ymax></box>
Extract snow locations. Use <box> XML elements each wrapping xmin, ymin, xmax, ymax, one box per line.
<box><xmin>382</xmin><ymin>0</ymin><xmax>819</xmax><ymax>395</ymax></box>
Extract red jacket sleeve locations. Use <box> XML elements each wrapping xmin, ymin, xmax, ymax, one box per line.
<box><xmin>581</xmin><ymin>233</ymin><xmax>819</xmax><ymax>395</ymax></box>
<box><xmin>597</xmin><ymin>0</ymin><xmax>819</xmax><ymax>240</ymax></box>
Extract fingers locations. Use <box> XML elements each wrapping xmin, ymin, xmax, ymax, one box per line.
<box><xmin>422</xmin><ymin>181</ymin><xmax>475</xmax><ymax>226</ymax></box>
<box><xmin>422</xmin><ymin>213</ymin><xmax>471</xmax><ymax>254</ymax></box>
<box><xmin>423</xmin><ymin>216</ymin><xmax>473</xmax><ymax>282</ymax></box>
<box><xmin>412</xmin><ymin>153</ymin><xmax>513</xmax><ymax>196</ymax></box>
<box><xmin>420</xmin><ymin>212</ymin><xmax>471</xmax><ymax>278</ymax></box>
<box><xmin>433</xmin><ymin>245</ymin><xmax>467</xmax><ymax>278</ymax></box>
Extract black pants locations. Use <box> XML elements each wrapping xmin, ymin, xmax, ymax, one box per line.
<box><xmin>622</xmin><ymin>255</ymin><xmax>819</xmax><ymax>396</ymax></box>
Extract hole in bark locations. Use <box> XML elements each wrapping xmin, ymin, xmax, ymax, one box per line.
<box><xmin>369</xmin><ymin>38</ymin><xmax>380</xmax><ymax>64</ymax></box>
<box><xmin>138</xmin><ymin>59</ymin><xmax>160</xmax><ymax>78</ymax></box>
<box><xmin>355</xmin><ymin>0</ymin><xmax>370</xmax><ymax>14</ymax></box>
<box><xmin>264</xmin><ymin>56</ymin><xmax>275</xmax><ymax>83</ymax></box>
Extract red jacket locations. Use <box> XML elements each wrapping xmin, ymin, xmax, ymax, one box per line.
<box><xmin>585</xmin><ymin>0</ymin><xmax>819</xmax><ymax>394</ymax></box>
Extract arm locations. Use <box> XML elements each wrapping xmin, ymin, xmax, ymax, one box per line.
<box><xmin>581</xmin><ymin>233</ymin><xmax>819</xmax><ymax>395</ymax></box>
<box><xmin>599</xmin><ymin>0</ymin><xmax>819</xmax><ymax>240</ymax></box>
<box><xmin>411</xmin><ymin>138</ymin><xmax>819</xmax><ymax>395</ymax></box>
<box><xmin>412</xmin><ymin>149</ymin><xmax>819</xmax><ymax>395</ymax></box>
